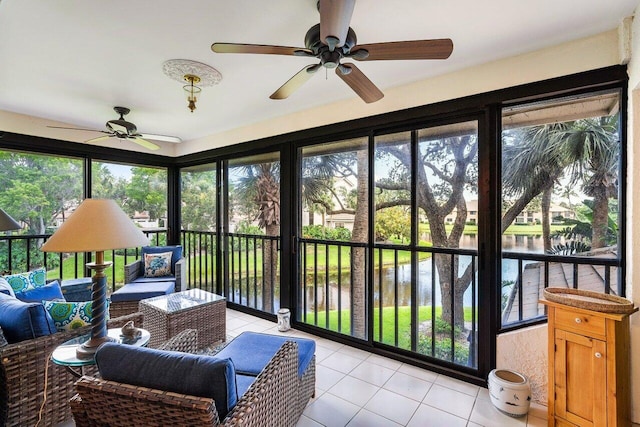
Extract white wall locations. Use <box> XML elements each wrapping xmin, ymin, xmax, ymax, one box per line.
<box><xmin>626</xmin><ymin>4</ymin><xmax>640</xmax><ymax>423</ymax></box>
<box><xmin>496</xmin><ymin>325</ymin><xmax>548</xmax><ymax>405</ymax></box>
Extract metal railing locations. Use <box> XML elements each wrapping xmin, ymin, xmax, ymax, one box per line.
<box><xmin>500</xmin><ymin>251</ymin><xmax>620</xmax><ymax>331</ymax></box>
<box><xmin>1</xmin><ymin>231</ymin><xmax>621</xmax><ymax>341</ymax></box>
<box><xmin>1</xmin><ymin>229</ymin><xmax>167</xmax><ymax>292</ymax></box>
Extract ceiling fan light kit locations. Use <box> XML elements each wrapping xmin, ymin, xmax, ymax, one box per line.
<box><xmin>162</xmin><ymin>59</ymin><xmax>222</xmax><ymax>113</ymax></box>
<box><xmin>211</xmin><ymin>0</ymin><xmax>453</xmax><ymax>103</ymax></box>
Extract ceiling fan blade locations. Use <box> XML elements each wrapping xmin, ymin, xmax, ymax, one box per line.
<box><xmin>132</xmin><ymin>137</ymin><xmax>160</xmax><ymax>151</ymax></box>
<box><xmin>352</xmin><ymin>39</ymin><xmax>454</xmax><ymax>61</ymax></box>
<box><xmin>140</xmin><ymin>133</ymin><xmax>182</xmax><ymax>143</ymax></box>
<box><xmin>85</xmin><ymin>135</ymin><xmax>112</xmax><ymax>144</ymax></box>
<box><xmin>47</xmin><ymin>125</ymin><xmax>106</xmax><ymax>133</ymax></box>
<box><xmin>335</xmin><ymin>63</ymin><xmax>384</xmax><ymax>103</ymax></box>
<box><xmin>270</xmin><ymin>64</ymin><xmax>320</xmax><ymax>100</ymax></box>
<box><xmin>319</xmin><ymin>0</ymin><xmax>355</xmax><ymax>50</ymax></box>
<box><xmin>212</xmin><ymin>43</ymin><xmax>312</xmax><ymax>56</ymax></box>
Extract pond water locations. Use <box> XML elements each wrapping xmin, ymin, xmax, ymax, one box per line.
<box><xmin>308</xmin><ymin>233</ymin><xmax>559</xmax><ymax>310</ymax></box>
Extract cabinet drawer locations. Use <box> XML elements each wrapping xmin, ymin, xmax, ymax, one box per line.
<box><xmin>555</xmin><ymin>309</ymin><xmax>605</xmax><ymax>337</ymax></box>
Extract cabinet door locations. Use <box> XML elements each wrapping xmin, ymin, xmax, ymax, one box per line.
<box><xmin>555</xmin><ymin>329</ymin><xmax>607</xmax><ymax>426</ymax></box>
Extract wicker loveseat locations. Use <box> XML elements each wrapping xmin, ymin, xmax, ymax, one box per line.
<box><xmin>0</xmin><ymin>312</ymin><xmax>143</xmax><ymax>427</ymax></box>
<box><xmin>69</xmin><ymin>332</ymin><xmax>316</xmax><ymax>426</ymax></box>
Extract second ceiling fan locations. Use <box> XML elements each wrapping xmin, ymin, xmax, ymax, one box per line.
<box><xmin>212</xmin><ymin>0</ymin><xmax>453</xmax><ymax>103</ymax></box>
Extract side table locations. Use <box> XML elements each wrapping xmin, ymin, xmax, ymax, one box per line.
<box><xmin>140</xmin><ymin>289</ymin><xmax>226</xmax><ymax>348</ymax></box>
<box><xmin>52</xmin><ymin>327</ymin><xmax>150</xmax><ymax>377</ymax></box>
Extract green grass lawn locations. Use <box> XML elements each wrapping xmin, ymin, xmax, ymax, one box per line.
<box><xmin>302</xmin><ymin>305</ymin><xmax>473</xmax><ymax>350</ymax></box>
<box><xmin>46</xmin><ymin>252</ymin><xmax>130</xmax><ymax>287</ymax></box>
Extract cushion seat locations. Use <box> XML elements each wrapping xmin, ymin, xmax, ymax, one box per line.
<box><xmin>128</xmin><ymin>276</ymin><xmax>177</xmax><ymax>285</ymax></box>
<box><xmin>215</xmin><ymin>331</ymin><xmax>316</xmax><ymax>377</ymax></box>
<box><xmin>110</xmin><ymin>281</ymin><xmax>174</xmax><ymax>303</ymax></box>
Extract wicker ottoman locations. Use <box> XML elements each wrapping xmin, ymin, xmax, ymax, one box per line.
<box><xmin>140</xmin><ymin>289</ymin><xmax>226</xmax><ymax>348</ymax></box>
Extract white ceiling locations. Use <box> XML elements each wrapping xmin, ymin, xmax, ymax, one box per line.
<box><xmin>0</xmin><ymin>0</ymin><xmax>638</xmax><ymax>150</ymax></box>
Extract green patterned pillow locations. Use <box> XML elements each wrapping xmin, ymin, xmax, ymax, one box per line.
<box><xmin>42</xmin><ymin>300</ymin><xmax>109</xmax><ymax>332</ymax></box>
<box><xmin>143</xmin><ymin>252</ymin><xmax>172</xmax><ymax>278</ymax></box>
<box><xmin>3</xmin><ymin>268</ymin><xmax>47</xmax><ymax>293</ymax></box>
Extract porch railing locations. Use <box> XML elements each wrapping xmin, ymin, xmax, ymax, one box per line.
<box><xmin>1</xmin><ymin>229</ymin><xmax>167</xmax><ymax>293</ymax></box>
<box><xmin>500</xmin><ymin>250</ymin><xmax>621</xmax><ymax>331</ymax></box>
<box><xmin>1</xmin><ymin>231</ymin><xmax>621</xmax><ymax>337</ymax></box>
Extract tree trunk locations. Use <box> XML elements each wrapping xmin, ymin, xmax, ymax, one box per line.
<box><xmin>591</xmin><ymin>186</ymin><xmax>609</xmax><ymax>249</ymax></box>
<box><xmin>262</xmin><ymin>223</ymin><xmax>279</xmax><ymax>313</ymax></box>
<box><xmin>350</xmin><ymin>150</ymin><xmax>369</xmax><ymax>339</ymax></box>
<box><xmin>541</xmin><ymin>187</ymin><xmax>552</xmax><ymax>252</ymax></box>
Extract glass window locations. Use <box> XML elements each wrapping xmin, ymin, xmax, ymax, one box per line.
<box><xmin>0</xmin><ymin>150</ymin><xmax>83</xmax><ymax>276</ymax></box>
<box><xmin>501</xmin><ymin>90</ymin><xmax>621</xmax><ymax>325</ymax></box>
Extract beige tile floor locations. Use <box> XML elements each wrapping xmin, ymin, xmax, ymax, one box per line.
<box><xmin>225</xmin><ymin>309</ymin><xmax>548</xmax><ymax>427</ymax></box>
<box><xmin>58</xmin><ymin>308</ymin><xmax>548</xmax><ymax>427</ymax></box>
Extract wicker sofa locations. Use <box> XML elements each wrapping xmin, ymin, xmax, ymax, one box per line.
<box><xmin>69</xmin><ymin>332</ymin><xmax>316</xmax><ymax>426</ymax></box>
<box><xmin>0</xmin><ymin>312</ymin><xmax>143</xmax><ymax>427</ymax></box>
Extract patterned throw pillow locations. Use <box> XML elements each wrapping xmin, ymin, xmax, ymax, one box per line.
<box><xmin>42</xmin><ymin>300</ymin><xmax>108</xmax><ymax>332</ymax></box>
<box><xmin>143</xmin><ymin>252</ymin><xmax>172</xmax><ymax>278</ymax></box>
<box><xmin>3</xmin><ymin>268</ymin><xmax>47</xmax><ymax>293</ymax></box>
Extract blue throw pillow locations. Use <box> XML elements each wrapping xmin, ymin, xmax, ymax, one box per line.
<box><xmin>96</xmin><ymin>343</ymin><xmax>238</xmax><ymax>420</ymax></box>
<box><xmin>0</xmin><ymin>292</ymin><xmax>56</xmax><ymax>343</ymax></box>
<box><xmin>15</xmin><ymin>280</ymin><xmax>64</xmax><ymax>303</ymax></box>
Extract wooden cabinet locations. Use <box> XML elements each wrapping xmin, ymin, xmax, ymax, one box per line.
<box><xmin>541</xmin><ymin>300</ymin><xmax>636</xmax><ymax>426</ymax></box>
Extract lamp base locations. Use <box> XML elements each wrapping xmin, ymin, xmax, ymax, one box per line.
<box><xmin>76</xmin><ymin>335</ymin><xmax>116</xmax><ymax>360</ymax></box>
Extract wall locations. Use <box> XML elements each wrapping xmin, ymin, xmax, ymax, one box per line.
<box><xmin>626</xmin><ymin>4</ymin><xmax>640</xmax><ymax>423</ymax></box>
<box><xmin>496</xmin><ymin>325</ymin><xmax>548</xmax><ymax>405</ymax></box>
<box><xmin>179</xmin><ymin>29</ymin><xmax>619</xmax><ymax>155</ymax></box>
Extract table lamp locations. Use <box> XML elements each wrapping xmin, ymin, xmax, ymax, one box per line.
<box><xmin>0</xmin><ymin>208</ymin><xmax>21</xmax><ymax>232</ymax></box>
<box><xmin>41</xmin><ymin>199</ymin><xmax>149</xmax><ymax>359</ymax></box>
<box><xmin>0</xmin><ymin>208</ymin><xmax>21</xmax><ymax>275</ymax></box>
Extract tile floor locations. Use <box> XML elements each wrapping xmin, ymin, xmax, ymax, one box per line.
<box><xmin>57</xmin><ymin>308</ymin><xmax>547</xmax><ymax>427</ymax></box>
<box><xmin>225</xmin><ymin>309</ymin><xmax>548</xmax><ymax>427</ymax></box>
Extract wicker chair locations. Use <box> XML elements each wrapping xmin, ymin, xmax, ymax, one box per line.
<box><xmin>70</xmin><ymin>341</ymin><xmax>304</xmax><ymax>427</ymax></box>
<box><xmin>0</xmin><ymin>312</ymin><xmax>143</xmax><ymax>427</ymax></box>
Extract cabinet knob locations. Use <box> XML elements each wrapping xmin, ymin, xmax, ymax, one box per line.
<box><xmin>595</xmin><ymin>352</ymin><xmax>602</xmax><ymax>358</ymax></box>
<box><xmin>574</xmin><ymin>318</ymin><xmax>582</xmax><ymax>324</ymax></box>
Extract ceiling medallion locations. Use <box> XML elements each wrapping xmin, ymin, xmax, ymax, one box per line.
<box><xmin>162</xmin><ymin>59</ymin><xmax>222</xmax><ymax>112</ymax></box>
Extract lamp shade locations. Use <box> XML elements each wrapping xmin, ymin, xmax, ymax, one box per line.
<box><xmin>0</xmin><ymin>208</ymin><xmax>21</xmax><ymax>232</ymax></box>
<box><xmin>41</xmin><ymin>199</ymin><xmax>149</xmax><ymax>253</ymax></box>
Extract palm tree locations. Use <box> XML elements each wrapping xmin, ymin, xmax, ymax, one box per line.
<box><xmin>236</xmin><ymin>162</ymin><xmax>280</xmax><ymax>313</ymax></box>
<box><xmin>502</xmin><ymin>123</ymin><xmax>571</xmax><ymax>251</ymax></box>
<box><xmin>554</xmin><ymin>115</ymin><xmax>619</xmax><ymax>249</ymax></box>
<box><xmin>502</xmin><ymin>115</ymin><xmax>619</xmax><ymax>252</ymax></box>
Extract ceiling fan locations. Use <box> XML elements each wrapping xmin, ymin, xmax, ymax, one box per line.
<box><xmin>211</xmin><ymin>0</ymin><xmax>453</xmax><ymax>103</ymax></box>
<box><xmin>47</xmin><ymin>106</ymin><xmax>182</xmax><ymax>151</ymax></box>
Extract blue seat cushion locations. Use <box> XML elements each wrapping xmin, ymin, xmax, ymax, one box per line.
<box><xmin>141</xmin><ymin>245</ymin><xmax>182</xmax><ymax>274</ymax></box>
<box><xmin>215</xmin><ymin>331</ymin><xmax>316</xmax><ymax>377</ymax></box>
<box><xmin>0</xmin><ymin>292</ymin><xmax>56</xmax><ymax>343</ymax></box>
<box><xmin>15</xmin><ymin>280</ymin><xmax>64</xmax><ymax>303</ymax></box>
<box><xmin>110</xmin><ymin>281</ymin><xmax>174</xmax><ymax>303</ymax></box>
<box><xmin>235</xmin><ymin>374</ymin><xmax>257</xmax><ymax>397</ymax></box>
<box><xmin>96</xmin><ymin>343</ymin><xmax>238</xmax><ymax>420</ymax></box>
<box><xmin>129</xmin><ymin>276</ymin><xmax>176</xmax><ymax>284</ymax></box>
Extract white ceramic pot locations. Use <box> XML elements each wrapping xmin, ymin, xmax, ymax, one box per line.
<box><xmin>277</xmin><ymin>308</ymin><xmax>291</xmax><ymax>332</ymax></box>
<box><xmin>487</xmin><ymin>369</ymin><xmax>531</xmax><ymax>417</ymax></box>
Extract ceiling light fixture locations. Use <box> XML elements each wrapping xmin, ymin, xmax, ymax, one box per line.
<box><xmin>163</xmin><ymin>59</ymin><xmax>222</xmax><ymax>113</ymax></box>
<box><xmin>183</xmin><ymin>74</ymin><xmax>202</xmax><ymax>113</ymax></box>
